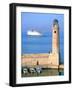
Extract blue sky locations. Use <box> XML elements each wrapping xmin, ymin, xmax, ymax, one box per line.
<box><xmin>21</xmin><ymin>12</ymin><xmax>64</xmax><ymax>35</ymax></box>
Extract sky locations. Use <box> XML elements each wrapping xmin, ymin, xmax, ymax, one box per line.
<box><xmin>21</xmin><ymin>12</ymin><xmax>64</xmax><ymax>35</ymax></box>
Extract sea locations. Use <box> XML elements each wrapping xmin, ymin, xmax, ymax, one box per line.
<box><xmin>21</xmin><ymin>32</ymin><xmax>64</xmax><ymax>64</ymax></box>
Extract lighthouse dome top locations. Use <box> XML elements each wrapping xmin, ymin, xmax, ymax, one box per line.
<box><xmin>53</xmin><ymin>19</ymin><xmax>59</xmax><ymax>26</ymax></box>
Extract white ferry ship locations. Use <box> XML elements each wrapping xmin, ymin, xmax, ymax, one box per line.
<box><xmin>27</xmin><ymin>30</ymin><xmax>42</xmax><ymax>36</ymax></box>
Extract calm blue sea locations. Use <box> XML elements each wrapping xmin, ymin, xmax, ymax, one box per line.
<box><xmin>21</xmin><ymin>32</ymin><xmax>64</xmax><ymax>64</ymax></box>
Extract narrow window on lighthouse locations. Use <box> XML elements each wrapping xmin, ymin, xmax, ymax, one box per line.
<box><xmin>54</xmin><ymin>31</ymin><xmax>56</xmax><ymax>33</ymax></box>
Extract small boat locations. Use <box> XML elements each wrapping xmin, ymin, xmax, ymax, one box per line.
<box><xmin>27</xmin><ymin>30</ymin><xmax>42</xmax><ymax>36</ymax></box>
<box><xmin>29</xmin><ymin>67</ymin><xmax>36</xmax><ymax>73</ymax></box>
<box><xmin>35</xmin><ymin>66</ymin><xmax>42</xmax><ymax>74</ymax></box>
<box><xmin>22</xmin><ymin>67</ymin><xmax>28</xmax><ymax>74</ymax></box>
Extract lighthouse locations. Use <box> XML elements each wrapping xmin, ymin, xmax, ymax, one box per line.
<box><xmin>51</xmin><ymin>19</ymin><xmax>59</xmax><ymax>66</ymax></box>
<box><xmin>52</xmin><ymin>19</ymin><xmax>59</xmax><ymax>53</ymax></box>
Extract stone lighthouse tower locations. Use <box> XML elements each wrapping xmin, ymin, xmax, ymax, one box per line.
<box><xmin>52</xmin><ymin>19</ymin><xmax>59</xmax><ymax>66</ymax></box>
<box><xmin>52</xmin><ymin>19</ymin><xmax>59</xmax><ymax>53</ymax></box>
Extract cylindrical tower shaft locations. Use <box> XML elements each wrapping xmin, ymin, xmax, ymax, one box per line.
<box><xmin>52</xmin><ymin>19</ymin><xmax>59</xmax><ymax>53</ymax></box>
